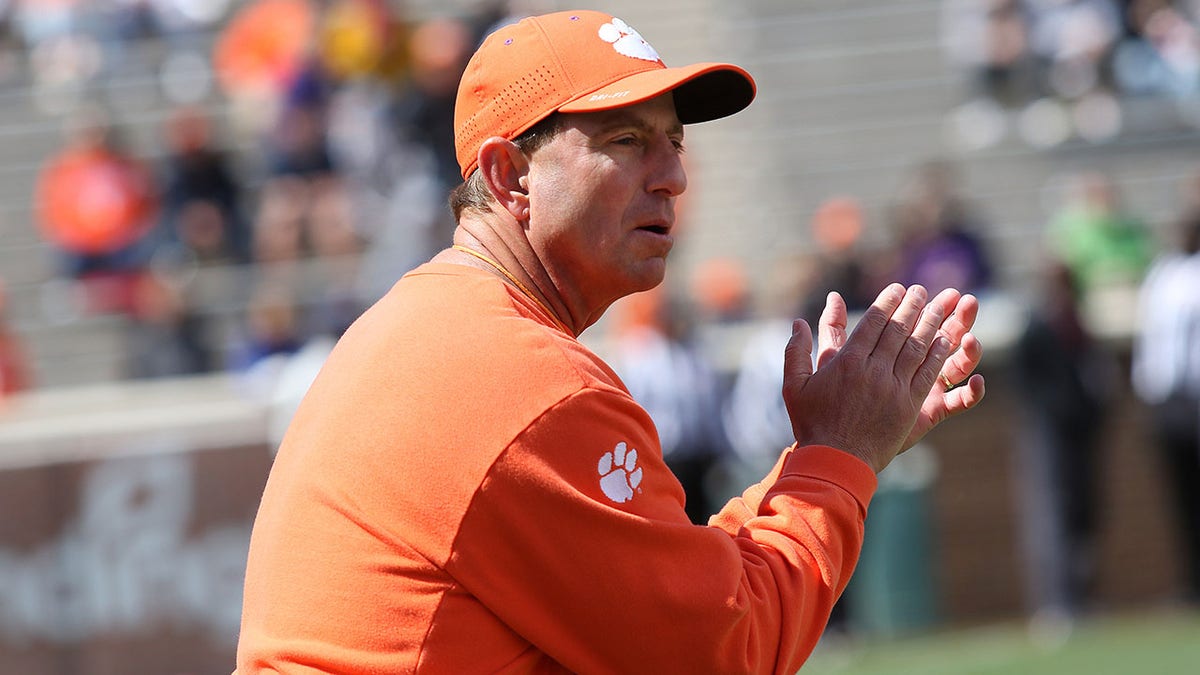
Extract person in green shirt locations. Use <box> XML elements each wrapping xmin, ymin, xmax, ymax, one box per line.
<box><xmin>1048</xmin><ymin>171</ymin><xmax>1155</xmax><ymax>293</ymax></box>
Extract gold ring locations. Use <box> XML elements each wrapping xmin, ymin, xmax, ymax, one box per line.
<box><xmin>940</xmin><ymin>373</ymin><xmax>954</xmax><ymax>391</ymax></box>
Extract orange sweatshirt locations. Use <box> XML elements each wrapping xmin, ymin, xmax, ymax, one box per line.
<box><xmin>236</xmin><ymin>263</ymin><xmax>877</xmax><ymax>674</ymax></box>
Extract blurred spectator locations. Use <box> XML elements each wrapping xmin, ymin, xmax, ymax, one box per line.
<box><xmin>795</xmin><ymin>195</ymin><xmax>880</xmax><ymax>325</ymax></box>
<box><xmin>0</xmin><ymin>1</ymin><xmax>21</xmax><ymax>85</ymax></box>
<box><xmin>942</xmin><ymin>0</ymin><xmax>1037</xmax><ymax>106</ymax></box>
<box><xmin>942</xmin><ymin>0</ymin><xmax>1200</xmax><ymax>143</ymax></box>
<box><xmin>86</xmin><ymin>0</ymin><xmax>159</xmax><ymax>78</ymax></box>
<box><xmin>389</xmin><ymin>16</ymin><xmax>473</xmax><ymax>190</ymax></box>
<box><xmin>12</xmin><ymin>0</ymin><xmax>102</xmax><ymax>112</ymax></box>
<box><xmin>329</xmin><ymin>81</ymin><xmax>448</xmax><ymax>300</ymax></box>
<box><xmin>250</xmin><ymin>174</ymin><xmax>364</xmax><ymax>269</ymax></box>
<box><xmin>1113</xmin><ymin>0</ymin><xmax>1200</xmax><ymax>98</ymax></box>
<box><xmin>305</xmin><ymin>177</ymin><xmax>367</xmax><ymax>337</ymax></box>
<box><xmin>148</xmin><ymin>0</ymin><xmax>234</xmax><ymax>38</ymax></box>
<box><xmin>0</xmin><ymin>279</ymin><xmax>32</xmax><ymax>398</ymax></box>
<box><xmin>690</xmin><ymin>256</ymin><xmax>752</xmax><ymax>324</ymax></box>
<box><xmin>122</xmin><ymin>270</ymin><xmax>215</xmax><ymax>379</ymax></box>
<box><xmin>326</xmin><ymin>3</ymin><xmax>542</xmax><ymax>301</ymax></box>
<box><xmin>308</xmin><ymin>176</ymin><xmax>361</xmax><ymax>260</ymax></box>
<box><xmin>213</xmin><ymin>0</ymin><xmax>315</xmax><ymax>137</ymax></box>
<box><xmin>1011</xmin><ymin>257</ymin><xmax>1115</xmax><ymax>627</ymax></box>
<box><xmin>252</xmin><ymin>175</ymin><xmax>309</xmax><ymax>263</ymax></box>
<box><xmin>229</xmin><ymin>279</ymin><xmax>304</xmax><ymax>371</ymax></box>
<box><xmin>11</xmin><ymin>0</ymin><xmax>79</xmax><ymax>49</ymax></box>
<box><xmin>610</xmin><ymin>287</ymin><xmax>729</xmax><ymax>524</ymax></box>
<box><xmin>1130</xmin><ymin>184</ymin><xmax>1200</xmax><ymax>605</ymax></box>
<box><xmin>318</xmin><ymin>2</ymin><xmax>450</xmax><ymax>301</ymax></box>
<box><xmin>330</xmin><ymin>83</ymin><xmax>454</xmax><ymax>302</ymax></box>
<box><xmin>34</xmin><ymin>105</ymin><xmax>158</xmax><ymax>313</ymax></box>
<box><xmin>213</xmin><ymin>0</ymin><xmax>313</xmax><ymax>97</ymax></box>
<box><xmin>158</xmin><ymin>104</ymin><xmax>250</xmax><ymax>264</ymax></box>
<box><xmin>889</xmin><ymin>159</ymin><xmax>995</xmax><ymax>296</ymax></box>
<box><xmin>1027</xmin><ymin>0</ymin><xmax>1122</xmax><ymax>100</ymax></box>
<box><xmin>1047</xmin><ymin>170</ymin><xmax>1154</xmax><ymax>294</ymax></box>
<box><xmin>267</xmin><ymin>59</ymin><xmax>337</xmax><ymax>178</ymax></box>
<box><xmin>316</xmin><ymin>0</ymin><xmax>405</xmax><ymax>84</ymax></box>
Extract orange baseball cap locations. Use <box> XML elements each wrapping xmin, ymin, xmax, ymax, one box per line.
<box><xmin>454</xmin><ymin>10</ymin><xmax>756</xmax><ymax>179</ymax></box>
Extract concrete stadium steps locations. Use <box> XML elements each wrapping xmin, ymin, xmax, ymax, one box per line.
<box><xmin>0</xmin><ymin>203</ymin><xmax>42</xmax><ymax>250</ymax></box>
<box><xmin>0</xmin><ymin>244</ymin><xmax>57</xmax><ymax>320</ymax></box>
<box><xmin>17</xmin><ymin>313</ymin><xmax>128</xmax><ymax>387</ymax></box>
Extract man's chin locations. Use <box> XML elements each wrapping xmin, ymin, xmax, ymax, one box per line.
<box><xmin>633</xmin><ymin>259</ymin><xmax>668</xmax><ymax>292</ymax></box>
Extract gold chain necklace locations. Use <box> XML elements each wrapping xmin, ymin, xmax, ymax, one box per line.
<box><xmin>452</xmin><ymin>244</ymin><xmax>572</xmax><ymax>334</ymax></box>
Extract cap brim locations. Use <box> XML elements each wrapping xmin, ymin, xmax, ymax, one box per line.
<box><xmin>557</xmin><ymin>62</ymin><xmax>755</xmax><ymax>124</ymax></box>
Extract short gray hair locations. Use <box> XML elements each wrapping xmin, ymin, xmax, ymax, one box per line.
<box><xmin>448</xmin><ymin>114</ymin><xmax>564</xmax><ymax>222</ymax></box>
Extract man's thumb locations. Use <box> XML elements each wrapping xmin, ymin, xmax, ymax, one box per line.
<box><xmin>782</xmin><ymin>319</ymin><xmax>814</xmax><ymax>394</ymax></box>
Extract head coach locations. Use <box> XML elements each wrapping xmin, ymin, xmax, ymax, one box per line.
<box><xmin>235</xmin><ymin>9</ymin><xmax>985</xmax><ymax>674</ymax></box>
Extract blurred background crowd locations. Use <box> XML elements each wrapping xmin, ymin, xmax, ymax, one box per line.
<box><xmin>0</xmin><ymin>0</ymin><xmax>1199</xmax><ymax>672</ymax></box>
<box><xmin>944</xmin><ymin>0</ymin><xmax>1200</xmax><ymax>146</ymax></box>
<box><xmin>0</xmin><ymin>0</ymin><xmax>542</xmax><ymax>387</ymax></box>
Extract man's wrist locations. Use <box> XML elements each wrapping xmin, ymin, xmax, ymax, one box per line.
<box><xmin>779</xmin><ymin>444</ymin><xmax>879</xmax><ymax>503</ymax></box>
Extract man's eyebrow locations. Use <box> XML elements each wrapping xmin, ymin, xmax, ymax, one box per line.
<box><xmin>588</xmin><ymin>110</ymin><xmax>685</xmax><ymax>137</ymax></box>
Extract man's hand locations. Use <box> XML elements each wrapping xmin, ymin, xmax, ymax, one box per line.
<box><xmin>903</xmin><ymin>290</ymin><xmax>985</xmax><ymax>449</ymax></box>
<box><xmin>781</xmin><ymin>284</ymin><xmax>985</xmax><ymax>473</ymax></box>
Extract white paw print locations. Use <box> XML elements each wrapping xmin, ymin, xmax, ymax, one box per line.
<box><xmin>598</xmin><ymin>441</ymin><xmax>643</xmax><ymax>503</ymax></box>
<box><xmin>597</xmin><ymin>17</ymin><xmax>661</xmax><ymax>62</ymax></box>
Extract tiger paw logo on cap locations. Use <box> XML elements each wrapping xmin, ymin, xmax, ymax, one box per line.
<box><xmin>598</xmin><ymin>17</ymin><xmax>661</xmax><ymax>62</ymax></box>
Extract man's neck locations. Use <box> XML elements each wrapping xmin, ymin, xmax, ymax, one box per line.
<box><xmin>440</xmin><ymin>220</ymin><xmax>584</xmax><ymax>336</ymax></box>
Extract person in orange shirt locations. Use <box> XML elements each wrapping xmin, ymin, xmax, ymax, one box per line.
<box><xmin>236</xmin><ymin>10</ymin><xmax>986</xmax><ymax>674</ymax></box>
<box><xmin>36</xmin><ymin>107</ymin><xmax>158</xmax><ymax>279</ymax></box>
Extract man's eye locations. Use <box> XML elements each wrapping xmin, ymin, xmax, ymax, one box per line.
<box><xmin>672</xmin><ymin>140</ymin><xmax>686</xmax><ymax>154</ymax></box>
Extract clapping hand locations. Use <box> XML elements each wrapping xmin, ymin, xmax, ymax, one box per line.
<box><xmin>782</xmin><ymin>284</ymin><xmax>986</xmax><ymax>473</ymax></box>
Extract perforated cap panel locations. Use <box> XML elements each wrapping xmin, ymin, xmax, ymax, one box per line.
<box><xmin>455</xmin><ymin>65</ymin><xmax>561</xmax><ymax>178</ymax></box>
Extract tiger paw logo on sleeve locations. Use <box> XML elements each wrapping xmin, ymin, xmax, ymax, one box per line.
<box><xmin>598</xmin><ymin>441</ymin><xmax>643</xmax><ymax>503</ymax></box>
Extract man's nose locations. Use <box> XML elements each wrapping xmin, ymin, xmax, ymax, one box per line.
<box><xmin>647</xmin><ymin>139</ymin><xmax>687</xmax><ymax>197</ymax></box>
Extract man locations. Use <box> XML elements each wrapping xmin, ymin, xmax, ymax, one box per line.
<box><xmin>1132</xmin><ymin>205</ymin><xmax>1200</xmax><ymax>605</ymax></box>
<box><xmin>236</xmin><ymin>10</ymin><xmax>986</xmax><ymax>673</ymax></box>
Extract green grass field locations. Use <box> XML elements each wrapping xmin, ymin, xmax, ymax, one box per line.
<box><xmin>801</xmin><ymin>610</ymin><xmax>1200</xmax><ymax>675</ymax></box>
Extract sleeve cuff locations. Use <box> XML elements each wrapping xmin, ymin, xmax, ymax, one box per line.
<box><xmin>780</xmin><ymin>444</ymin><xmax>878</xmax><ymax>510</ymax></box>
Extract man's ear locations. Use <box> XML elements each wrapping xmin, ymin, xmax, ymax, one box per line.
<box><xmin>478</xmin><ymin>137</ymin><xmax>530</xmax><ymax>221</ymax></box>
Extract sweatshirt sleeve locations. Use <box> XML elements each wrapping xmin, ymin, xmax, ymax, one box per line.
<box><xmin>708</xmin><ymin>444</ymin><xmax>796</xmax><ymax>534</ymax></box>
<box><xmin>445</xmin><ymin>388</ymin><xmax>877</xmax><ymax>674</ymax></box>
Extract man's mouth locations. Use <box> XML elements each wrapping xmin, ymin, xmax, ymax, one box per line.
<box><xmin>635</xmin><ymin>214</ymin><xmax>675</xmax><ymax>235</ymax></box>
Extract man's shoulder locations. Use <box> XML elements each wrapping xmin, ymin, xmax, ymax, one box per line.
<box><xmin>361</xmin><ymin>262</ymin><xmax>626</xmax><ymax>396</ymax></box>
